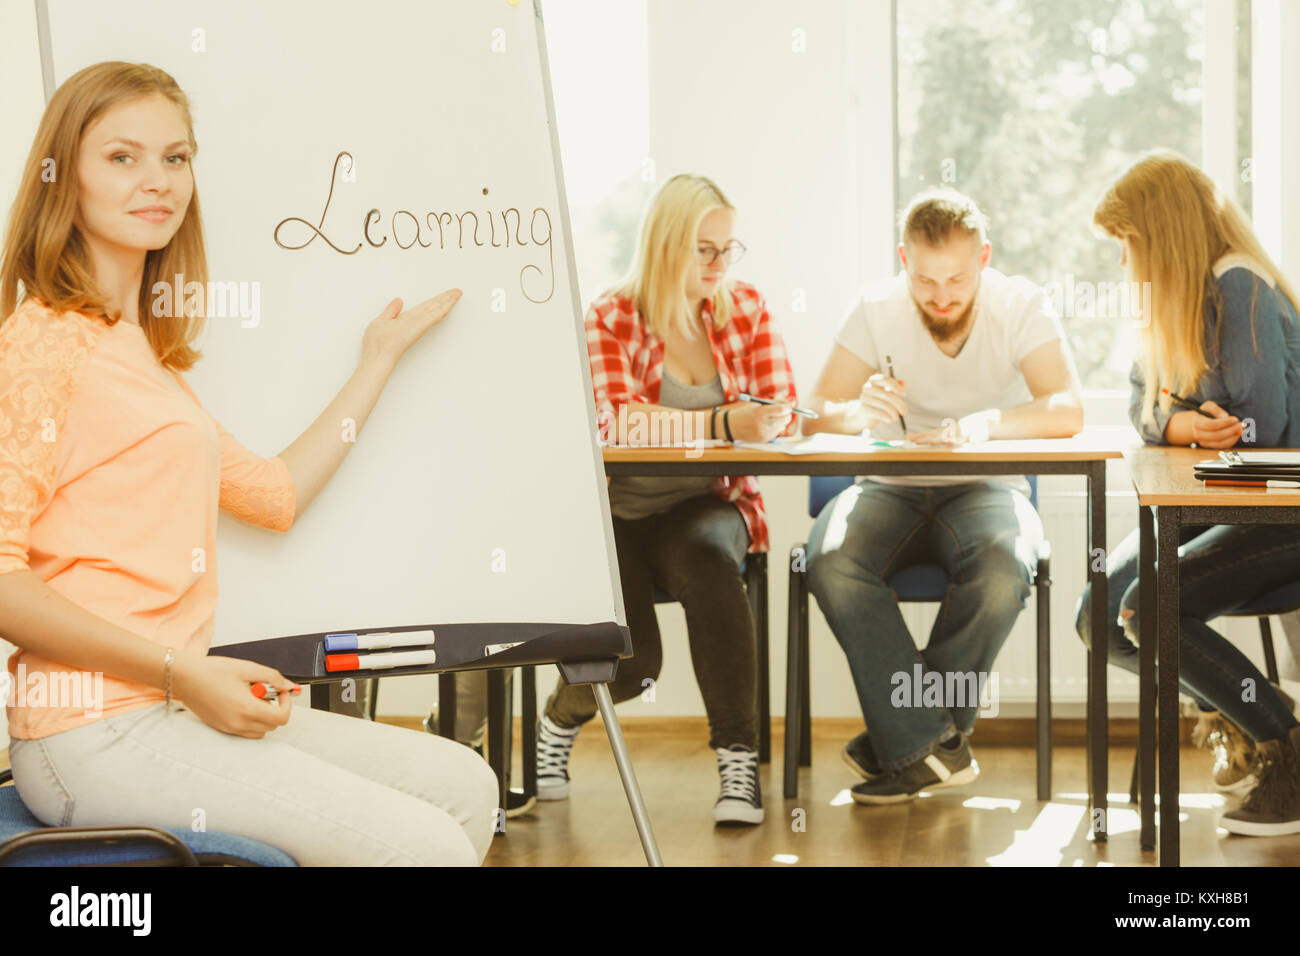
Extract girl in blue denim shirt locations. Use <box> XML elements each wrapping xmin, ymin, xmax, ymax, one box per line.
<box><xmin>1077</xmin><ymin>150</ymin><xmax>1300</xmax><ymax>837</ymax></box>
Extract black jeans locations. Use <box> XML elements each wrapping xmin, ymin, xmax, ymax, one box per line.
<box><xmin>1075</xmin><ymin>523</ymin><xmax>1300</xmax><ymax>742</ymax></box>
<box><xmin>544</xmin><ymin>494</ymin><xmax>756</xmax><ymax>750</ymax></box>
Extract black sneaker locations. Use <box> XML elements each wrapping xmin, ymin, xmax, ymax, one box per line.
<box><xmin>842</xmin><ymin>731</ymin><xmax>883</xmax><ymax>779</ymax></box>
<box><xmin>713</xmin><ymin>745</ymin><xmax>764</xmax><ymax>825</ymax></box>
<box><xmin>536</xmin><ymin>714</ymin><xmax>580</xmax><ymax>801</ymax></box>
<box><xmin>850</xmin><ymin>733</ymin><xmax>978</xmax><ymax>805</ymax></box>
<box><xmin>1220</xmin><ymin>725</ymin><xmax>1300</xmax><ymax>836</ymax></box>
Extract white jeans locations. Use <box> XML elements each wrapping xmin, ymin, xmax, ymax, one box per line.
<box><xmin>8</xmin><ymin>701</ymin><xmax>498</xmax><ymax>866</ymax></box>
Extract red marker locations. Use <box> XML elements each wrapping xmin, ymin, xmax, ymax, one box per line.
<box><xmin>251</xmin><ymin>681</ymin><xmax>302</xmax><ymax>702</ymax></box>
<box><xmin>325</xmin><ymin>649</ymin><xmax>439</xmax><ymax>672</ymax></box>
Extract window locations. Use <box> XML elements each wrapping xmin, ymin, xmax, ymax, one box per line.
<box><xmin>895</xmin><ymin>0</ymin><xmax>1207</xmax><ymax>390</ymax></box>
<box><xmin>1235</xmin><ymin>0</ymin><xmax>1252</xmax><ymax>216</ymax></box>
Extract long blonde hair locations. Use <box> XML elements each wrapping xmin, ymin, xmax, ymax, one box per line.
<box><xmin>615</xmin><ymin>173</ymin><xmax>735</xmax><ymax>340</ymax></box>
<box><xmin>1093</xmin><ymin>150</ymin><xmax>1299</xmax><ymax>425</ymax></box>
<box><xmin>0</xmin><ymin>61</ymin><xmax>208</xmax><ymax>371</ymax></box>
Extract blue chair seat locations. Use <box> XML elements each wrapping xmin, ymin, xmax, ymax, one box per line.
<box><xmin>0</xmin><ymin>781</ymin><xmax>296</xmax><ymax>867</ymax></box>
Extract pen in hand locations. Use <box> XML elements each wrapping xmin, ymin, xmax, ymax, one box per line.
<box><xmin>737</xmin><ymin>393</ymin><xmax>819</xmax><ymax>419</ymax></box>
<box><xmin>250</xmin><ymin>681</ymin><xmax>302</xmax><ymax>702</ymax></box>
<box><xmin>1161</xmin><ymin>388</ymin><xmax>1218</xmax><ymax>418</ymax></box>
<box><xmin>885</xmin><ymin>355</ymin><xmax>907</xmax><ymax>435</ymax></box>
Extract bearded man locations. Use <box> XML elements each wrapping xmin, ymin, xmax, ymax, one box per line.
<box><xmin>803</xmin><ymin>188</ymin><xmax>1084</xmax><ymax>804</ymax></box>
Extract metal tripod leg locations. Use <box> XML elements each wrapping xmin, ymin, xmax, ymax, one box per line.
<box><xmin>592</xmin><ymin>681</ymin><xmax>663</xmax><ymax>867</ymax></box>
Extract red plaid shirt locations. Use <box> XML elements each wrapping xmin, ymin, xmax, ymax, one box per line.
<box><xmin>586</xmin><ymin>280</ymin><xmax>798</xmax><ymax>553</ymax></box>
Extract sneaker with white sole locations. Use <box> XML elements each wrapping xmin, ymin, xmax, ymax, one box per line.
<box><xmin>536</xmin><ymin>714</ymin><xmax>580</xmax><ymax>801</ymax></box>
<box><xmin>712</xmin><ymin>745</ymin><xmax>764</xmax><ymax>825</ymax></box>
<box><xmin>850</xmin><ymin>732</ymin><xmax>978</xmax><ymax>805</ymax></box>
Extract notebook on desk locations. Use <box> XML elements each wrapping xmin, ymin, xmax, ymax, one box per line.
<box><xmin>1194</xmin><ymin>453</ymin><xmax>1300</xmax><ymax>483</ymax></box>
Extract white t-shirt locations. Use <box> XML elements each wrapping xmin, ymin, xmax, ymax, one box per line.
<box><xmin>835</xmin><ymin>266</ymin><xmax>1065</xmax><ymax>488</ymax></box>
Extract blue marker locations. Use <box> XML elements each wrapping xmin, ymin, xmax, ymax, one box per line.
<box><xmin>324</xmin><ymin>629</ymin><xmax>437</xmax><ymax>653</ymax></box>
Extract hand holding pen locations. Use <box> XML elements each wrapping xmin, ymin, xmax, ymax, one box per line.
<box><xmin>170</xmin><ymin>654</ymin><xmax>298</xmax><ymax>739</ymax></box>
<box><xmin>726</xmin><ymin>397</ymin><xmax>795</xmax><ymax>442</ymax></box>
<box><xmin>1162</xmin><ymin>388</ymin><xmax>1242</xmax><ymax>449</ymax></box>
<box><xmin>251</xmin><ymin>681</ymin><xmax>303</xmax><ymax>703</ymax></box>
<box><xmin>858</xmin><ymin>365</ymin><xmax>908</xmax><ymax>433</ymax></box>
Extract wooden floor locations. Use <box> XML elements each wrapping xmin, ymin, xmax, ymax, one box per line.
<box><xmin>479</xmin><ymin>718</ymin><xmax>1300</xmax><ymax>867</ymax></box>
<box><xmin>7</xmin><ymin>717</ymin><xmax>1300</xmax><ymax>866</ymax></box>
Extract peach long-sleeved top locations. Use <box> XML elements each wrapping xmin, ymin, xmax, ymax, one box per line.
<box><xmin>0</xmin><ymin>298</ymin><xmax>296</xmax><ymax>739</ymax></box>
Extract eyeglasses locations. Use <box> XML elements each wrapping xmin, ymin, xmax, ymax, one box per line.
<box><xmin>696</xmin><ymin>241</ymin><xmax>747</xmax><ymax>267</ymax></box>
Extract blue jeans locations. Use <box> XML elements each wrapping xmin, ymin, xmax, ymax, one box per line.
<box><xmin>1074</xmin><ymin>523</ymin><xmax>1300</xmax><ymax>742</ymax></box>
<box><xmin>806</xmin><ymin>480</ymin><xmax>1042</xmax><ymax>770</ymax></box>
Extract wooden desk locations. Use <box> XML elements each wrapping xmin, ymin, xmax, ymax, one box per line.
<box><xmin>605</xmin><ymin>427</ymin><xmax>1130</xmax><ymax>836</ymax></box>
<box><xmin>1127</xmin><ymin>444</ymin><xmax>1300</xmax><ymax>866</ymax></box>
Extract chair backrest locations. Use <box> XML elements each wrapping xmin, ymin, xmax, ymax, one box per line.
<box><xmin>808</xmin><ymin>474</ymin><xmax>1038</xmax><ymax>518</ymax></box>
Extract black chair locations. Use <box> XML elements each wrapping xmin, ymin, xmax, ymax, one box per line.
<box><xmin>784</xmin><ymin>475</ymin><xmax>1053</xmax><ymax>799</ymax></box>
<box><xmin>1128</xmin><ymin>580</ymin><xmax>1300</xmax><ymax>802</ymax></box>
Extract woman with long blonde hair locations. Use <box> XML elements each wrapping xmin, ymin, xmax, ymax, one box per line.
<box><xmin>0</xmin><ymin>61</ymin><xmax>496</xmax><ymax>864</ymax></box>
<box><xmin>1075</xmin><ymin>150</ymin><xmax>1300</xmax><ymax>836</ymax></box>
<box><xmin>533</xmin><ymin>173</ymin><xmax>797</xmax><ymax>825</ymax></box>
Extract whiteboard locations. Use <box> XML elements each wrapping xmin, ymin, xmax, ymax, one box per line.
<box><xmin>40</xmin><ymin>0</ymin><xmax>625</xmax><ymax>648</ymax></box>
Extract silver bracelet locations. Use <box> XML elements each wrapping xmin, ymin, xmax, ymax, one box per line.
<box><xmin>163</xmin><ymin>647</ymin><xmax>175</xmax><ymax>713</ymax></box>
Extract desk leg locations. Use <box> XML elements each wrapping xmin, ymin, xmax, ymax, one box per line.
<box><xmin>522</xmin><ymin>667</ymin><xmax>538</xmax><ymax>802</ymax></box>
<box><xmin>437</xmin><ymin>674</ymin><xmax>457</xmax><ymax>738</ymax></box>
<box><xmin>593</xmin><ymin>681</ymin><xmax>663</xmax><ymax>866</ymax></box>
<box><xmin>1156</xmin><ymin>506</ymin><xmax>1181</xmax><ymax>867</ymax></box>
<box><xmin>487</xmin><ymin>669</ymin><xmax>507</xmax><ymax>831</ymax></box>
<box><xmin>1088</xmin><ymin>461</ymin><xmax>1108</xmax><ymax>841</ymax></box>
<box><xmin>1138</xmin><ymin>505</ymin><xmax>1156</xmax><ymax>851</ymax></box>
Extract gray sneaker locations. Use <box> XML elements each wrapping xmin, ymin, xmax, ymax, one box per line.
<box><xmin>850</xmin><ymin>733</ymin><xmax>978</xmax><ymax>805</ymax></box>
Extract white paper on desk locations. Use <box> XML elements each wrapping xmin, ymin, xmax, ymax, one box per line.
<box><xmin>600</xmin><ymin>438</ymin><xmax>732</xmax><ymax>449</ymax></box>
<box><xmin>732</xmin><ymin>434</ymin><xmax>921</xmax><ymax>455</ymax></box>
<box><xmin>1220</xmin><ymin>451</ymin><xmax>1300</xmax><ymax>466</ymax></box>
